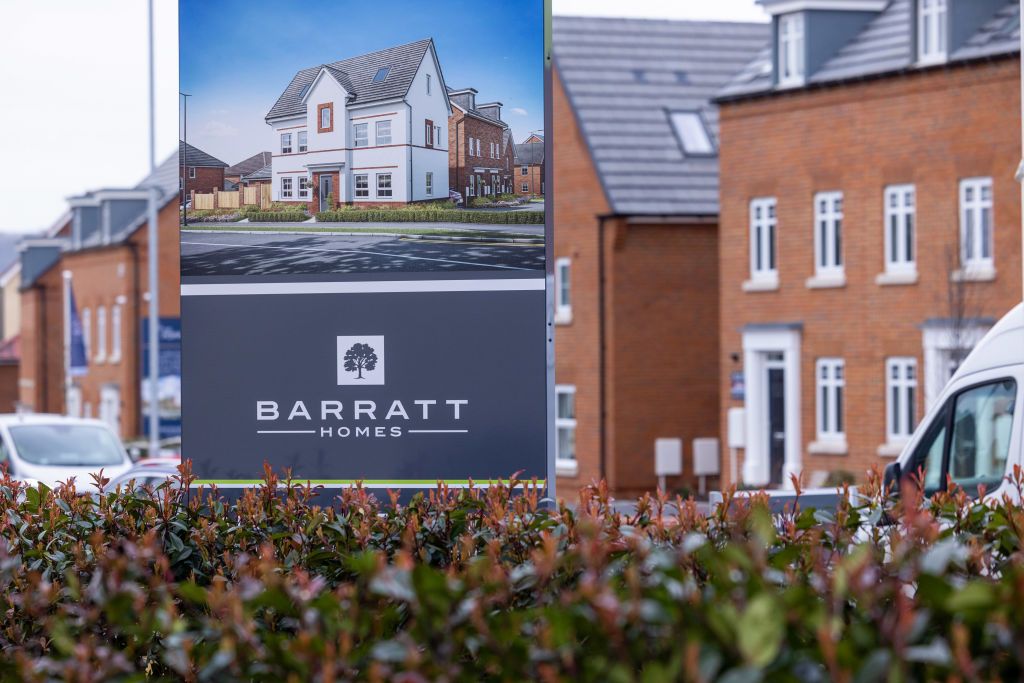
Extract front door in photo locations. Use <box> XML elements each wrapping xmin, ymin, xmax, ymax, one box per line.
<box><xmin>766</xmin><ymin>353</ymin><xmax>786</xmax><ymax>486</ymax></box>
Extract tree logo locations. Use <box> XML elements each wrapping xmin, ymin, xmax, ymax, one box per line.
<box><xmin>343</xmin><ymin>343</ymin><xmax>377</xmax><ymax>379</ymax></box>
<box><xmin>337</xmin><ymin>336</ymin><xmax>385</xmax><ymax>385</ymax></box>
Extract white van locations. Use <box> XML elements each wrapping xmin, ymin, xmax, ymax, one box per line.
<box><xmin>884</xmin><ymin>303</ymin><xmax>1024</xmax><ymax>501</ymax></box>
<box><xmin>0</xmin><ymin>414</ymin><xmax>133</xmax><ymax>489</ymax></box>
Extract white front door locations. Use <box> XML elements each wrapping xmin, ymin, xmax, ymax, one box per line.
<box><xmin>99</xmin><ymin>385</ymin><xmax>121</xmax><ymax>437</ymax></box>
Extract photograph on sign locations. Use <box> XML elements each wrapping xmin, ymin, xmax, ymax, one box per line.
<box><xmin>179</xmin><ymin>1</ymin><xmax>545</xmax><ymax>280</ymax></box>
<box><xmin>179</xmin><ymin>0</ymin><xmax>550</xmax><ymax>492</ymax></box>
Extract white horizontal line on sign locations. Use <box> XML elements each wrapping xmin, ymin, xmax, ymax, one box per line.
<box><xmin>407</xmin><ymin>429</ymin><xmax>470</xmax><ymax>433</ymax></box>
<box><xmin>256</xmin><ymin>429</ymin><xmax>318</xmax><ymax>434</ymax></box>
<box><xmin>181</xmin><ymin>279</ymin><xmax>544</xmax><ymax>296</ymax></box>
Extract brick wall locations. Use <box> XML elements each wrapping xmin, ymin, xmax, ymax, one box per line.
<box><xmin>516</xmin><ymin>163</ymin><xmax>544</xmax><ymax>196</ymax></box>
<box><xmin>448</xmin><ymin>111</ymin><xmax>507</xmax><ymax>197</ymax></box>
<box><xmin>718</xmin><ymin>57</ymin><xmax>1023</xmax><ymax>488</ymax></box>
<box><xmin>181</xmin><ymin>166</ymin><xmax>225</xmax><ymax>201</ymax></box>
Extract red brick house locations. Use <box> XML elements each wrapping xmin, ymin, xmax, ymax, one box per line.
<box><xmin>19</xmin><ymin>155</ymin><xmax>181</xmax><ymax>438</ymax></box>
<box><xmin>448</xmin><ymin>88</ymin><xmax>512</xmax><ymax>199</ymax></box>
<box><xmin>715</xmin><ymin>0</ymin><xmax>1021</xmax><ymax>489</ymax></box>
<box><xmin>514</xmin><ymin>139</ymin><xmax>544</xmax><ymax>196</ymax></box>
<box><xmin>179</xmin><ymin>141</ymin><xmax>228</xmax><ymax>203</ymax></box>
<box><xmin>501</xmin><ymin>129</ymin><xmax>517</xmax><ymax>194</ymax></box>
<box><xmin>551</xmin><ymin>16</ymin><xmax>768</xmax><ymax>497</ymax></box>
<box><xmin>225</xmin><ymin>151</ymin><xmax>272</xmax><ymax>187</ymax></box>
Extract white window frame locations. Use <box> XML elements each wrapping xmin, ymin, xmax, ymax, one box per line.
<box><xmin>297</xmin><ymin>130</ymin><xmax>308</xmax><ymax>153</ymax></box>
<box><xmin>375</xmin><ymin>120</ymin><xmax>392</xmax><ymax>146</ymax></box>
<box><xmin>670</xmin><ymin>111</ymin><xmax>715</xmax><ymax>155</ymax></box>
<box><xmin>521</xmin><ymin>182</ymin><xmax>529</xmax><ymax>193</ymax></box>
<box><xmin>813</xmin><ymin>191</ymin><xmax>843</xmax><ymax>279</ymax></box>
<box><xmin>95</xmin><ymin>305</ymin><xmax>107</xmax><ymax>363</ymax></box>
<box><xmin>280</xmin><ymin>132</ymin><xmax>292</xmax><ymax>154</ymax></box>
<box><xmin>884</xmin><ymin>184</ymin><xmax>916</xmax><ymax>275</ymax></box>
<box><xmin>917</xmin><ymin>0</ymin><xmax>947</xmax><ymax>64</ymax></box>
<box><xmin>320</xmin><ymin>106</ymin><xmax>332</xmax><ymax>130</ymax></box>
<box><xmin>555</xmin><ymin>257</ymin><xmax>572</xmax><ymax>324</ymax></box>
<box><xmin>778</xmin><ymin>13</ymin><xmax>805</xmax><ymax>87</ymax></box>
<box><xmin>82</xmin><ymin>307</ymin><xmax>91</xmax><ymax>359</ymax></box>
<box><xmin>376</xmin><ymin>173</ymin><xmax>393</xmax><ymax>198</ymax></box>
<box><xmin>354</xmin><ymin>174</ymin><xmax>369</xmax><ymax>198</ymax></box>
<box><xmin>959</xmin><ymin>177</ymin><xmax>994</xmax><ymax>273</ymax></box>
<box><xmin>425</xmin><ymin>171</ymin><xmax>433</xmax><ymax>197</ymax></box>
<box><xmin>353</xmin><ymin>122</ymin><xmax>368</xmax><ymax>147</ymax></box>
<box><xmin>110</xmin><ymin>304</ymin><xmax>122</xmax><ymax>364</ymax></box>
<box><xmin>281</xmin><ymin>177</ymin><xmax>293</xmax><ymax>199</ymax></box>
<box><xmin>426</xmin><ymin>73</ymin><xmax>431</xmax><ymax>95</ymax></box>
<box><xmin>188</xmin><ymin>167</ymin><xmax>196</xmax><ymax>179</ymax></box>
<box><xmin>298</xmin><ymin>176</ymin><xmax>311</xmax><ymax>199</ymax></box>
<box><xmin>521</xmin><ymin>165</ymin><xmax>528</xmax><ymax>176</ymax></box>
<box><xmin>748</xmin><ymin>197</ymin><xmax>778</xmax><ymax>285</ymax></box>
<box><xmin>815</xmin><ymin>358</ymin><xmax>845</xmax><ymax>443</ymax></box>
<box><xmin>555</xmin><ymin>384</ymin><xmax>577</xmax><ymax>476</ymax></box>
<box><xmin>886</xmin><ymin>357</ymin><xmax>918</xmax><ymax>445</ymax></box>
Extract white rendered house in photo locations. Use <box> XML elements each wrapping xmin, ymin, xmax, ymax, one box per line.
<box><xmin>265</xmin><ymin>39</ymin><xmax>452</xmax><ymax>208</ymax></box>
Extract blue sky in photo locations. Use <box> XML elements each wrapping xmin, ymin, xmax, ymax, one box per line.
<box><xmin>180</xmin><ymin>0</ymin><xmax>545</xmax><ymax>167</ymax></box>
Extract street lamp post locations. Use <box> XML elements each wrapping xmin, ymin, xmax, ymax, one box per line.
<box><xmin>181</xmin><ymin>92</ymin><xmax>191</xmax><ymax>227</ymax></box>
<box><xmin>146</xmin><ymin>0</ymin><xmax>160</xmax><ymax>458</ymax></box>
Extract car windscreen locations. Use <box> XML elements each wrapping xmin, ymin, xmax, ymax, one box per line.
<box><xmin>8</xmin><ymin>424</ymin><xmax>125</xmax><ymax>467</ymax></box>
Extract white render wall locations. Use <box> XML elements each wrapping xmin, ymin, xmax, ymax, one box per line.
<box><xmin>267</xmin><ymin>45</ymin><xmax>451</xmax><ymax>205</ymax></box>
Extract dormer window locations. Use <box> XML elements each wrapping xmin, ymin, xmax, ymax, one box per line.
<box><xmin>778</xmin><ymin>13</ymin><xmax>805</xmax><ymax>87</ymax></box>
<box><xmin>917</xmin><ymin>0</ymin><xmax>947</xmax><ymax>64</ymax></box>
<box><xmin>669</xmin><ymin>111</ymin><xmax>715</xmax><ymax>156</ymax></box>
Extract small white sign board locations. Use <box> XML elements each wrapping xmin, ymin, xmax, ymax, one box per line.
<box><xmin>693</xmin><ymin>437</ymin><xmax>720</xmax><ymax>476</ymax></box>
<box><xmin>654</xmin><ymin>438</ymin><xmax>683</xmax><ymax>476</ymax></box>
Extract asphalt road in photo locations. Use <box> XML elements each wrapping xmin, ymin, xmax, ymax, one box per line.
<box><xmin>180</xmin><ymin>232</ymin><xmax>545</xmax><ymax>276</ymax></box>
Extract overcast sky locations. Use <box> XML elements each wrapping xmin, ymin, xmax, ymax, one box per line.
<box><xmin>0</xmin><ymin>0</ymin><xmax>763</xmax><ymax>234</ymax></box>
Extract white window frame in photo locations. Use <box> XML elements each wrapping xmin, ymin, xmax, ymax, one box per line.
<box><xmin>555</xmin><ymin>257</ymin><xmax>572</xmax><ymax>324</ymax></box>
<box><xmin>425</xmin><ymin>171</ymin><xmax>433</xmax><ymax>197</ymax></box>
<box><xmin>82</xmin><ymin>307</ymin><xmax>91</xmax><ymax>359</ymax></box>
<box><xmin>376</xmin><ymin>173</ymin><xmax>393</xmax><ymax>198</ymax></box>
<box><xmin>809</xmin><ymin>191</ymin><xmax>844</xmax><ymax>287</ymax></box>
<box><xmin>354</xmin><ymin>174</ymin><xmax>369</xmax><ymax>198</ymax></box>
<box><xmin>555</xmin><ymin>384</ymin><xmax>578</xmax><ymax>477</ymax></box>
<box><xmin>426</xmin><ymin>73</ymin><xmax>431</xmax><ymax>95</ymax></box>
<box><xmin>281</xmin><ymin>177</ymin><xmax>293</xmax><ymax>199</ymax></box>
<box><xmin>885</xmin><ymin>357</ymin><xmax>918</xmax><ymax>448</ymax></box>
<box><xmin>375</xmin><ymin>120</ymin><xmax>392</xmax><ymax>146</ymax></box>
<box><xmin>521</xmin><ymin>165</ymin><xmax>528</xmax><ymax>176</ymax></box>
<box><xmin>917</xmin><ymin>0</ymin><xmax>948</xmax><ymax>65</ymax></box>
<box><xmin>280</xmin><ymin>132</ymin><xmax>292</xmax><ymax>154</ymax></box>
<box><xmin>958</xmin><ymin>177</ymin><xmax>994</xmax><ymax>277</ymax></box>
<box><xmin>109</xmin><ymin>303</ymin><xmax>122</xmax><ymax>364</ymax></box>
<box><xmin>353</xmin><ymin>122</ymin><xmax>369</xmax><ymax>148</ymax></box>
<box><xmin>95</xmin><ymin>305</ymin><xmax>107</xmax><ymax>363</ymax></box>
<box><xmin>880</xmin><ymin>184</ymin><xmax>917</xmax><ymax>283</ymax></box>
<box><xmin>297</xmin><ymin>130</ymin><xmax>307</xmax><ymax>153</ymax></box>
<box><xmin>188</xmin><ymin>167</ymin><xmax>196</xmax><ymax>179</ymax></box>
<box><xmin>298</xmin><ymin>176</ymin><xmax>310</xmax><ymax>199</ymax></box>
<box><xmin>814</xmin><ymin>358</ymin><xmax>845</xmax><ymax>446</ymax></box>
<box><xmin>778</xmin><ymin>13</ymin><xmax>805</xmax><ymax>87</ymax></box>
<box><xmin>521</xmin><ymin>182</ymin><xmax>528</xmax><ymax>193</ymax></box>
<box><xmin>320</xmin><ymin>105</ymin><xmax>332</xmax><ymax>130</ymax></box>
<box><xmin>746</xmin><ymin>197</ymin><xmax>778</xmax><ymax>290</ymax></box>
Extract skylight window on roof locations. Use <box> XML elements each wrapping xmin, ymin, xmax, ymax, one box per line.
<box><xmin>670</xmin><ymin>111</ymin><xmax>715</xmax><ymax>156</ymax></box>
<box><xmin>373</xmin><ymin>67</ymin><xmax>391</xmax><ymax>83</ymax></box>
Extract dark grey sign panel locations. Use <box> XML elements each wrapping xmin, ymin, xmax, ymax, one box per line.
<box><xmin>182</xmin><ymin>283</ymin><xmax>547</xmax><ymax>485</ymax></box>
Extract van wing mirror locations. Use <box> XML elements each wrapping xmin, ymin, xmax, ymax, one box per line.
<box><xmin>883</xmin><ymin>461</ymin><xmax>902</xmax><ymax>496</ymax></box>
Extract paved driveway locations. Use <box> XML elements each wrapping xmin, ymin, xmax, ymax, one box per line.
<box><xmin>180</xmin><ymin>232</ymin><xmax>544</xmax><ymax>276</ymax></box>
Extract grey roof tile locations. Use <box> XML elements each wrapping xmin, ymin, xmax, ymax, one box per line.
<box><xmin>515</xmin><ymin>141</ymin><xmax>544</xmax><ymax>165</ymax></box>
<box><xmin>266</xmin><ymin>39</ymin><xmax>432</xmax><ymax>121</ymax></box>
<box><xmin>226</xmin><ymin>151</ymin><xmax>273</xmax><ymax>176</ymax></box>
<box><xmin>179</xmin><ymin>141</ymin><xmax>228</xmax><ymax>168</ymax></box>
<box><xmin>242</xmin><ymin>163</ymin><xmax>272</xmax><ymax>181</ymax></box>
<box><xmin>554</xmin><ymin>16</ymin><xmax>768</xmax><ymax>216</ymax></box>
<box><xmin>719</xmin><ymin>1</ymin><xmax>1019</xmax><ymax>99</ymax></box>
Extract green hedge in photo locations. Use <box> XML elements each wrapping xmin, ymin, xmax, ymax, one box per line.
<box><xmin>2</xmin><ymin>466</ymin><xmax>1024</xmax><ymax>680</ymax></box>
<box><xmin>315</xmin><ymin>209</ymin><xmax>544</xmax><ymax>224</ymax></box>
<box><xmin>240</xmin><ymin>211</ymin><xmax>310</xmax><ymax>222</ymax></box>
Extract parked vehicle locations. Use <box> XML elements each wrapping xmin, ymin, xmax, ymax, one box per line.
<box><xmin>0</xmin><ymin>414</ymin><xmax>133</xmax><ymax>489</ymax></box>
<box><xmin>106</xmin><ymin>457</ymin><xmax>181</xmax><ymax>492</ymax></box>
<box><xmin>884</xmin><ymin>303</ymin><xmax>1023</xmax><ymax>501</ymax></box>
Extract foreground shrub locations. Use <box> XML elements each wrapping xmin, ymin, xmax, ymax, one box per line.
<box><xmin>2</xmin><ymin>465</ymin><xmax>1024</xmax><ymax>681</ymax></box>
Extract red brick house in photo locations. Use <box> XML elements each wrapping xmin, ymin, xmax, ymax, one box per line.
<box><xmin>715</xmin><ymin>0</ymin><xmax>1021</xmax><ymax>489</ymax></box>
<box><xmin>240</xmin><ymin>163</ymin><xmax>271</xmax><ymax>188</ymax></box>
<box><xmin>523</xmin><ymin>133</ymin><xmax>544</xmax><ymax>144</ymax></box>
<box><xmin>19</xmin><ymin>155</ymin><xmax>181</xmax><ymax>438</ymax></box>
<box><xmin>225</xmin><ymin>151</ymin><xmax>272</xmax><ymax>187</ymax></box>
<box><xmin>514</xmin><ymin>139</ymin><xmax>544</xmax><ymax>196</ymax></box>
<box><xmin>551</xmin><ymin>16</ymin><xmax>768</xmax><ymax>497</ymax></box>
<box><xmin>448</xmin><ymin>88</ymin><xmax>512</xmax><ymax>198</ymax></box>
<box><xmin>501</xmin><ymin>128</ymin><xmax>517</xmax><ymax>193</ymax></box>
<box><xmin>179</xmin><ymin>141</ymin><xmax>228</xmax><ymax>202</ymax></box>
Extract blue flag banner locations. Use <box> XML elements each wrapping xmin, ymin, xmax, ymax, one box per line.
<box><xmin>68</xmin><ymin>286</ymin><xmax>88</xmax><ymax>377</ymax></box>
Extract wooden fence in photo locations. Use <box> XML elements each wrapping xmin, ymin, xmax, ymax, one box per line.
<box><xmin>190</xmin><ymin>185</ymin><xmax>272</xmax><ymax>212</ymax></box>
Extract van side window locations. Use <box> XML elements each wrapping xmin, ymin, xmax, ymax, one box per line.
<box><xmin>948</xmin><ymin>379</ymin><xmax>1015</xmax><ymax>492</ymax></box>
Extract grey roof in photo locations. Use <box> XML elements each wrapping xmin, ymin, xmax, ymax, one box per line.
<box><xmin>718</xmin><ymin>0</ymin><xmax>1019</xmax><ymax>100</ymax></box>
<box><xmin>179</xmin><ymin>141</ymin><xmax>228</xmax><ymax>168</ymax></box>
<box><xmin>553</xmin><ymin>16</ymin><xmax>770</xmax><ymax>217</ymax></box>
<box><xmin>226</xmin><ymin>151</ymin><xmax>273</xmax><ymax>176</ymax></box>
<box><xmin>242</xmin><ymin>163</ymin><xmax>271</xmax><ymax>181</ymax></box>
<box><xmin>515</xmin><ymin>142</ymin><xmax>544</xmax><ymax>166</ymax></box>
<box><xmin>266</xmin><ymin>39</ymin><xmax>434</xmax><ymax>121</ymax></box>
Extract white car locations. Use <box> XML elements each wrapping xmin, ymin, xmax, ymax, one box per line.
<box><xmin>0</xmin><ymin>414</ymin><xmax>133</xmax><ymax>490</ymax></box>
